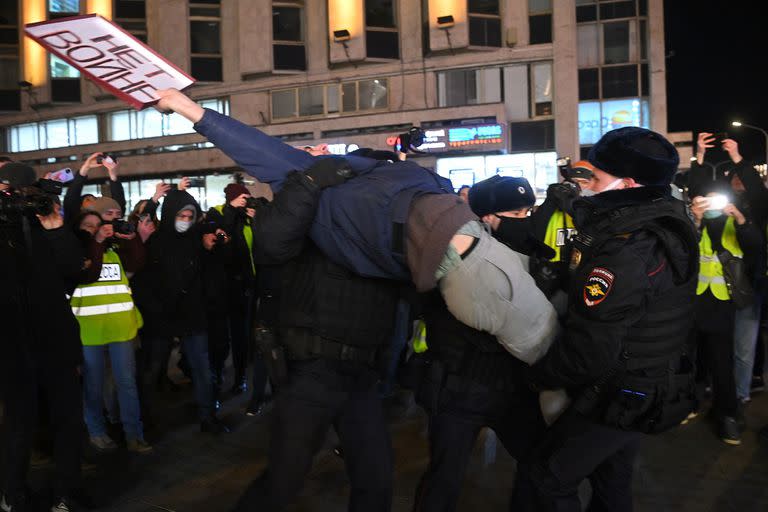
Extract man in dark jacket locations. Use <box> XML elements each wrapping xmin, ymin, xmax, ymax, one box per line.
<box><xmin>0</xmin><ymin>164</ymin><xmax>90</xmax><ymax>512</ymax></box>
<box><xmin>231</xmin><ymin>159</ymin><xmax>399</xmax><ymax>512</ymax></box>
<box><xmin>206</xmin><ymin>183</ymin><xmax>260</xmax><ymax>397</ymax></box>
<box><xmin>138</xmin><ymin>188</ymin><xmax>228</xmax><ymax>434</ymax></box>
<box><xmin>528</xmin><ymin>128</ymin><xmax>699</xmax><ymax>511</ymax></box>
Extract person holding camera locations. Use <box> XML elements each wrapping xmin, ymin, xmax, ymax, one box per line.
<box><xmin>63</xmin><ymin>152</ymin><xmax>125</xmax><ymax>222</ymax></box>
<box><xmin>69</xmin><ymin>197</ymin><xmax>151</xmax><ymax>454</ymax></box>
<box><xmin>0</xmin><ymin>164</ymin><xmax>93</xmax><ymax>512</ymax></box>
<box><xmin>689</xmin><ymin>185</ymin><xmax>761</xmax><ymax>445</ymax></box>
<box><xmin>136</xmin><ymin>185</ymin><xmax>229</xmax><ymax>434</ymax></box>
<box><xmin>205</xmin><ymin>184</ymin><xmax>262</xmax><ymax>401</ymax></box>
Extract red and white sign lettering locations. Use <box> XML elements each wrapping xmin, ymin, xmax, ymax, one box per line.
<box><xmin>25</xmin><ymin>14</ymin><xmax>195</xmax><ymax>110</ymax></box>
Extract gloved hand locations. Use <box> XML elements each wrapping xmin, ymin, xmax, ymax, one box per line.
<box><xmin>547</xmin><ymin>182</ymin><xmax>579</xmax><ymax>210</ymax></box>
<box><xmin>305</xmin><ymin>156</ymin><xmax>353</xmax><ymax>189</ymax></box>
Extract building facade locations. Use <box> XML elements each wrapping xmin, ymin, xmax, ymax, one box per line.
<box><xmin>0</xmin><ymin>0</ymin><xmax>668</xmax><ymax>210</ymax></box>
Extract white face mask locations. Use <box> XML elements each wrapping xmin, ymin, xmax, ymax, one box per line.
<box><xmin>599</xmin><ymin>177</ymin><xmax>625</xmax><ymax>193</ymax></box>
<box><xmin>175</xmin><ymin>220</ymin><xmax>193</xmax><ymax>233</ymax></box>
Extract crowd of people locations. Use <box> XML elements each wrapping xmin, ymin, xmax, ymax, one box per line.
<box><xmin>1</xmin><ymin>91</ymin><xmax>767</xmax><ymax>512</ymax></box>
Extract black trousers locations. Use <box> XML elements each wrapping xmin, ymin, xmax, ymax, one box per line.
<box><xmin>414</xmin><ymin>377</ymin><xmax>544</xmax><ymax>512</ymax></box>
<box><xmin>232</xmin><ymin>357</ymin><xmax>393</xmax><ymax>512</ymax></box>
<box><xmin>526</xmin><ymin>408</ymin><xmax>642</xmax><ymax>512</ymax></box>
<box><xmin>2</xmin><ymin>360</ymin><xmax>83</xmax><ymax>500</ymax></box>
<box><xmin>691</xmin><ymin>290</ymin><xmax>738</xmax><ymax>418</ymax></box>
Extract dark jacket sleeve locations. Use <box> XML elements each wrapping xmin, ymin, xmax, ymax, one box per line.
<box><xmin>109</xmin><ymin>178</ymin><xmax>126</xmax><ymax>213</ymax></box>
<box><xmin>117</xmin><ymin>236</ymin><xmax>146</xmax><ymax>274</ymax></box>
<box><xmin>42</xmin><ymin>226</ymin><xmax>87</xmax><ymax>294</ymax></box>
<box><xmin>531</xmin><ymin>194</ymin><xmax>561</xmax><ymax>241</ymax></box>
<box><xmin>734</xmin><ymin>161</ymin><xmax>768</xmax><ymax>227</ymax></box>
<box><xmin>251</xmin><ymin>171</ymin><xmax>322</xmax><ymax>264</ymax></box>
<box><xmin>64</xmin><ymin>173</ymin><xmax>86</xmax><ymax>224</ymax></box>
<box><xmin>81</xmin><ymin>238</ymin><xmax>106</xmax><ymax>283</ymax></box>
<box><xmin>193</xmin><ymin>109</ymin><xmax>316</xmax><ymax>186</ymax></box>
<box><xmin>735</xmin><ymin>219</ymin><xmax>764</xmax><ymax>257</ymax></box>
<box><xmin>144</xmin><ymin>198</ymin><xmax>159</xmax><ymax>219</ymax></box>
<box><xmin>533</xmin><ymin>238</ymin><xmax>650</xmax><ymax>390</ymax></box>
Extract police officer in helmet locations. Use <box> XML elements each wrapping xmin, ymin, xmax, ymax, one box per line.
<box><xmin>526</xmin><ymin>127</ymin><xmax>699</xmax><ymax>511</ymax></box>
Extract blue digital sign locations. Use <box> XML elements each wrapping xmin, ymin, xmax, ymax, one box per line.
<box><xmin>447</xmin><ymin>124</ymin><xmax>504</xmax><ymax>147</ymax></box>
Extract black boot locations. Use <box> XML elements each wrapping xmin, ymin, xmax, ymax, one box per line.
<box><xmin>231</xmin><ymin>375</ymin><xmax>247</xmax><ymax>395</ymax></box>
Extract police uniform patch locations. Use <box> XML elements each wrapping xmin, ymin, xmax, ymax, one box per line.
<box><xmin>583</xmin><ymin>267</ymin><xmax>614</xmax><ymax>306</ymax></box>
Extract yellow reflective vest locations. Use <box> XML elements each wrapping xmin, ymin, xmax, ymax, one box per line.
<box><xmin>411</xmin><ymin>320</ymin><xmax>428</xmax><ymax>353</ymax></box>
<box><xmin>697</xmin><ymin>217</ymin><xmax>743</xmax><ymax>301</ymax></box>
<box><xmin>71</xmin><ymin>248</ymin><xmax>143</xmax><ymax>346</ymax></box>
<box><xmin>543</xmin><ymin>210</ymin><xmax>576</xmax><ymax>262</ymax></box>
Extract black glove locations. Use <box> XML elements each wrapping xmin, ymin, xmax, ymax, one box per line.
<box><xmin>305</xmin><ymin>156</ymin><xmax>353</xmax><ymax>189</ymax></box>
<box><xmin>547</xmin><ymin>182</ymin><xmax>579</xmax><ymax>211</ymax></box>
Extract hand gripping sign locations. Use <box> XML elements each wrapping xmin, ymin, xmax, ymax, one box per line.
<box><xmin>25</xmin><ymin>14</ymin><xmax>195</xmax><ymax>110</ymax></box>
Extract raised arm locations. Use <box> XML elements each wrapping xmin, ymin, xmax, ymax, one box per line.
<box><xmin>154</xmin><ymin>88</ymin><xmax>315</xmax><ymax>186</ymax></box>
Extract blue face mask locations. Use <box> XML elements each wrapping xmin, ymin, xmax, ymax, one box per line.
<box><xmin>703</xmin><ymin>210</ymin><xmax>723</xmax><ymax>219</ymax></box>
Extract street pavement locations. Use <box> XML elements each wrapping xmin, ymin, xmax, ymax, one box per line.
<box><xmin>23</xmin><ymin>374</ymin><xmax>768</xmax><ymax>512</ymax></box>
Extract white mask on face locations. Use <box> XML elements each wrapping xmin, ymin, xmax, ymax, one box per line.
<box><xmin>597</xmin><ymin>178</ymin><xmax>625</xmax><ymax>194</ymax></box>
<box><xmin>175</xmin><ymin>220</ymin><xmax>193</xmax><ymax>233</ymax></box>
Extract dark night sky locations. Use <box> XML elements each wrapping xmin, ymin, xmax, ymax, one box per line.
<box><xmin>664</xmin><ymin>1</ymin><xmax>768</xmax><ymax>163</ymax></box>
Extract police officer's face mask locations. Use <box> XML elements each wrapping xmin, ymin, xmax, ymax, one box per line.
<box><xmin>494</xmin><ymin>216</ymin><xmax>534</xmax><ymax>254</ymax></box>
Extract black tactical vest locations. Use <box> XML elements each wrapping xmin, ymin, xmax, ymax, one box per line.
<box><xmin>278</xmin><ymin>243</ymin><xmax>399</xmax><ymax>348</ymax></box>
<box><xmin>570</xmin><ymin>196</ymin><xmax>700</xmax><ymax>433</ymax></box>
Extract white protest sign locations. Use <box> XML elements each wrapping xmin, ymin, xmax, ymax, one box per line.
<box><xmin>25</xmin><ymin>14</ymin><xmax>195</xmax><ymax>110</ymax></box>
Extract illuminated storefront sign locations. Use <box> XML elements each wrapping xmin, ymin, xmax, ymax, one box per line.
<box><xmin>386</xmin><ymin>123</ymin><xmax>505</xmax><ymax>153</ymax></box>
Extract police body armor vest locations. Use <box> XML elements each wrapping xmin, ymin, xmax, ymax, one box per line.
<box><xmin>279</xmin><ymin>243</ymin><xmax>400</xmax><ymax>349</ymax></box>
<box><xmin>697</xmin><ymin>217</ymin><xmax>742</xmax><ymax>300</ymax></box>
<box><xmin>570</xmin><ymin>196</ymin><xmax>699</xmax><ymax>434</ymax></box>
<box><xmin>71</xmin><ymin>248</ymin><xmax>143</xmax><ymax>346</ymax></box>
<box><xmin>423</xmin><ymin>291</ymin><xmax>525</xmax><ymax>391</ymax></box>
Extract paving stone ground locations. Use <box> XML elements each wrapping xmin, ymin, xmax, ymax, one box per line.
<box><xmin>20</xmin><ymin>372</ymin><xmax>768</xmax><ymax>512</ymax></box>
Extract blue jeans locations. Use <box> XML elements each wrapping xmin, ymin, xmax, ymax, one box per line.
<box><xmin>82</xmin><ymin>340</ymin><xmax>144</xmax><ymax>441</ymax></box>
<box><xmin>182</xmin><ymin>332</ymin><xmax>214</xmax><ymax>420</ymax></box>
<box><xmin>734</xmin><ymin>296</ymin><xmax>763</xmax><ymax>400</ymax></box>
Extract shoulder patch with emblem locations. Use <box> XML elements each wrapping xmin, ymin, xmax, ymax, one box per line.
<box><xmin>583</xmin><ymin>267</ymin><xmax>614</xmax><ymax>306</ymax></box>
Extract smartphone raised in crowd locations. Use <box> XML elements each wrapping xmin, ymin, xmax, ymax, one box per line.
<box><xmin>49</xmin><ymin>167</ymin><xmax>74</xmax><ymax>183</ymax></box>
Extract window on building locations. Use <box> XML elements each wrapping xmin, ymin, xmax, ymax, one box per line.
<box><xmin>531</xmin><ymin>62</ymin><xmax>552</xmax><ymax>116</ymax></box>
<box><xmin>271</xmin><ymin>79</ymin><xmax>388</xmax><ymax>121</ymax></box>
<box><xmin>578</xmin><ymin>98</ymin><xmax>649</xmax><ymax>145</ymax></box>
<box><xmin>0</xmin><ymin>1</ymin><xmax>20</xmax><ymax>111</ymax></box>
<box><xmin>528</xmin><ymin>0</ymin><xmax>552</xmax><ymax>45</ymax></box>
<box><xmin>468</xmin><ymin>0</ymin><xmax>501</xmax><ymax>47</ymax></box>
<box><xmin>189</xmin><ymin>1</ymin><xmax>222</xmax><ymax>81</ymax></box>
<box><xmin>49</xmin><ymin>0</ymin><xmax>79</xmax><ymax>16</ymax></box>
<box><xmin>48</xmin><ymin>0</ymin><xmax>81</xmax><ymax>102</ymax></box>
<box><xmin>114</xmin><ymin>0</ymin><xmax>147</xmax><ymax>42</ymax></box>
<box><xmin>6</xmin><ymin>115</ymin><xmax>98</xmax><ymax>152</ymax></box>
<box><xmin>273</xmin><ymin>3</ymin><xmax>306</xmax><ymax>71</ymax></box>
<box><xmin>365</xmin><ymin>0</ymin><xmax>399</xmax><ymax>59</ymax></box>
<box><xmin>576</xmin><ymin>1</ymin><xmax>647</xmax><ymax>112</ymax></box>
<box><xmin>107</xmin><ymin>98</ymin><xmax>229</xmax><ymax>141</ymax></box>
<box><xmin>437</xmin><ymin>67</ymin><xmax>502</xmax><ymax>107</ymax></box>
<box><xmin>503</xmin><ymin>61</ymin><xmax>554</xmax><ymax>120</ymax></box>
<box><xmin>510</xmin><ymin>120</ymin><xmax>555</xmax><ymax>151</ymax></box>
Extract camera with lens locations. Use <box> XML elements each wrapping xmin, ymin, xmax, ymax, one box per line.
<box><xmin>394</xmin><ymin>127</ymin><xmax>426</xmax><ymax>154</ymax></box>
<box><xmin>111</xmin><ymin>219</ymin><xmax>136</xmax><ymax>235</ymax></box>
<box><xmin>96</xmin><ymin>153</ymin><xmax>118</xmax><ymax>165</ymax></box>
<box><xmin>0</xmin><ymin>190</ymin><xmax>55</xmax><ymax>222</ymax></box>
<box><xmin>215</xmin><ymin>231</ymin><xmax>227</xmax><ymax>244</ymax></box>
<box><xmin>245</xmin><ymin>196</ymin><xmax>265</xmax><ymax>210</ymax></box>
<box><xmin>201</xmin><ymin>220</ymin><xmax>227</xmax><ymax>244</ymax></box>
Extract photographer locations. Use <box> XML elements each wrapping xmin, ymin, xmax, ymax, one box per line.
<box><xmin>0</xmin><ymin>164</ymin><xmax>91</xmax><ymax>512</ymax></box>
<box><xmin>63</xmin><ymin>152</ymin><xmax>126</xmax><ymax>222</ymax></box>
<box><xmin>205</xmin><ymin>184</ymin><xmax>260</xmax><ymax>398</ymax></box>
<box><xmin>136</xmin><ymin>185</ymin><xmax>229</xmax><ymax>434</ymax></box>
<box><xmin>689</xmin><ymin>186</ymin><xmax>762</xmax><ymax>445</ymax></box>
<box><xmin>70</xmin><ymin>198</ymin><xmax>151</xmax><ymax>454</ymax></box>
